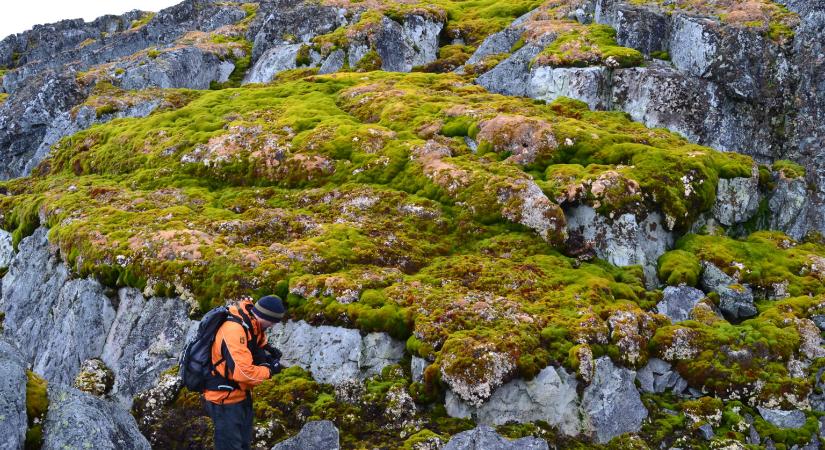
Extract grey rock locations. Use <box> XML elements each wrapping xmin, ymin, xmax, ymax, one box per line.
<box><xmin>477</xmin><ymin>44</ymin><xmax>544</xmax><ymax>97</ymax></box>
<box><xmin>466</xmin><ymin>27</ymin><xmax>524</xmax><ymax>65</ymax></box>
<box><xmin>101</xmin><ymin>288</ymin><xmax>196</xmax><ymax>406</ymax></box>
<box><xmin>595</xmin><ymin>0</ymin><xmax>670</xmax><ymax>55</ymax></box>
<box><xmin>747</xmin><ymin>424</ymin><xmax>761</xmax><ymax>445</ymax></box>
<box><xmin>271</xmin><ymin>420</ymin><xmax>340</xmax><ymax>450</ymax></box>
<box><xmin>267</xmin><ymin>320</ymin><xmax>404</xmax><ymax>385</ymax></box>
<box><xmin>244</xmin><ymin>44</ymin><xmax>302</xmax><ymax>84</ymax></box>
<box><xmin>636</xmin><ymin>357</ymin><xmax>688</xmax><ymax>395</ymax></box>
<box><xmin>807</xmin><ymin>367</ymin><xmax>825</xmax><ymax>412</ymax></box>
<box><xmin>374</xmin><ymin>15</ymin><xmax>443</xmax><ymax>72</ymax></box>
<box><xmin>446</xmin><ymin>366</ymin><xmax>582</xmax><ymax>436</ymax></box>
<box><xmin>582</xmin><ymin>357</ymin><xmax>647</xmax><ymax>444</ymax></box>
<box><xmin>42</xmin><ymin>385</ymin><xmax>150</xmax><ymax>450</ymax></box>
<box><xmin>698</xmin><ymin>423</ymin><xmax>715</xmax><ymax>440</ymax></box>
<box><xmin>21</xmin><ymin>100</ymin><xmax>161</xmax><ymax>179</ymax></box>
<box><xmin>528</xmin><ymin>66</ymin><xmax>610</xmax><ymax>110</ymax></box>
<box><xmin>757</xmin><ymin>407</ymin><xmax>807</xmax><ymax>429</ymax></box>
<box><xmin>117</xmin><ymin>47</ymin><xmax>234</xmax><ymax>90</ymax></box>
<box><xmin>411</xmin><ymin>356</ymin><xmax>427</xmax><ymax>383</ymax></box>
<box><xmin>249</xmin><ymin>3</ymin><xmax>348</xmax><ymax>62</ymax></box>
<box><xmin>656</xmin><ymin>285</ymin><xmax>706</xmax><ymax>323</ymax></box>
<box><xmin>318</xmin><ymin>49</ymin><xmax>346</xmax><ymax>75</ymax></box>
<box><xmin>565</xmin><ymin>205</ymin><xmax>673</xmax><ymax>286</ymax></box>
<box><xmin>669</xmin><ymin>15</ymin><xmax>718</xmax><ymax>80</ymax></box>
<box><xmin>700</xmin><ymin>261</ymin><xmax>737</xmax><ymax>293</ymax></box>
<box><xmin>611</xmin><ymin>63</ymin><xmax>773</xmax><ymax>156</ymax></box>
<box><xmin>717</xmin><ymin>285</ymin><xmax>757</xmax><ymax>321</ymax></box>
<box><xmin>0</xmin><ymin>229</ymin><xmax>13</xmax><ymax>269</ymax></box>
<box><xmin>769</xmin><ymin>174</ymin><xmax>810</xmax><ymax>240</ymax></box>
<box><xmin>713</xmin><ymin>167</ymin><xmax>761</xmax><ymax>226</ymax></box>
<box><xmin>443</xmin><ymin>425</ymin><xmax>549</xmax><ymax>450</ymax></box>
<box><xmin>0</xmin><ymin>338</ymin><xmax>27</xmax><ymax>450</ymax></box>
<box><xmin>0</xmin><ymin>70</ymin><xmax>87</xmax><ymax>179</ymax></box>
<box><xmin>2</xmin><ymin>228</ymin><xmax>115</xmax><ymax>385</ymax></box>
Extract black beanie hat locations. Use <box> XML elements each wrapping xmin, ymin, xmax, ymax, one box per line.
<box><xmin>253</xmin><ymin>295</ymin><xmax>286</xmax><ymax>322</ymax></box>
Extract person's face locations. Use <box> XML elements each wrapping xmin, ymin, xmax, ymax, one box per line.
<box><xmin>256</xmin><ymin>315</ymin><xmax>276</xmax><ymax>329</ymax></box>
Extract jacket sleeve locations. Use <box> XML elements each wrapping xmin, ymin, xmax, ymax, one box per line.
<box><xmin>217</xmin><ymin>321</ymin><xmax>271</xmax><ymax>388</ymax></box>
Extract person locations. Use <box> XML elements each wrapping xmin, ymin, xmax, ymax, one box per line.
<box><xmin>204</xmin><ymin>294</ymin><xmax>286</xmax><ymax>450</ymax></box>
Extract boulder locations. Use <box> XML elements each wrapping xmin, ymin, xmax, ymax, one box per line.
<box><xmin>635</xmin><ymin>357</ymin><xmax>689</xmax><ymax>395</ymax></box>
<box><xmin>595</xmin><ymin>0</ymin><xmax>670</xmax><ymax>55</ymax></box>
<box><xmin>582</xmin><ymin>357</ymin><xmax>647</xmax><ymax>444</ymax></box>
<box><xmin>42</xmin><ymin>385</ymin><xmax>150</xmax><ymax>450</ymax></box>
<box><xmin>267</xmin><ymin>320</ymin><xmax>404</xmax><ymax>385</ymax></box>
<box><xmin>446</xmin><ymin>366</ymin><xmax>581</xmax><ymax>436</ymax></box>
<box><xmin>757</xmin><ymin>407</ymin><xmax>807</xmax><ymax>429</ymax></box>
<box><xmin>565</xmin><ymin>205</ymin><xmax>673</xmax><ymax>286</ymax></box>
<box><xmin>656</xmin><ymin>285</ymin><xmax>706</xmax><ymax>323</ymax></box>
<box><xmin>717</xmin><ymin>285</ymin><xmax>757</xmax><ymax>321</ymax></box>
<box><xmin>0</xmin><ymin>338</ymin><xmax>28</xmax><ymax>450</ymax></box>
<box><xmin>713</xmin><ymin>167</ymin><xmax>761</xmax><ymax>226</ymax></box>
<box><xmin>466</xmin><ymin>26</ymin><xmax>525</xmax><ymax>66</ymax></box>
<box><xmin>318</xmin><ymin>49</ymin><xmax>346</xmax><ymax>75</ymax></box>
<box><xmin>101</xmin><ymin>288</ymin><xmax>196</xmax><ymax>406</ymax></box>
<box><xmin>271</xmin><ymin>420</ymin><xmax>340</xmax><ymax>450</ymax></box>
<box><xmin>476</xmin><ymin>44</ymin><xmax>545</xmax><ymax>97</ymax></box>
<box><xmin>443</xmin><ymin>426</ymin><xmax>548</xmax><ymax>450</ymax></box>
<box><xmin>700</xmin><ymin>261</ymin><xmax>737</xmax><ymax>293</ymax></box>
<box><xmin>528</xmin><ymin>66</ymin><xmax>610</xmax><ymax>110</ymax></box>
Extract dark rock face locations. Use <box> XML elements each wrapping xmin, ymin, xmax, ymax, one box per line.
<box><xmin>0</xmin><ymin>70</ymin><xmax>87</xmax><ymax>179</ymax></box>
<box><xmin>248</xmin><ymin>1</ymin><xmax>348</xmax><ymax>62</ymax></box>
<box><xmin>116</xmin><ymin>47</ymin><xmax>235</xmax><ymax>90</ymax></box>
<box><xmin>42</xmin><ymin>385</ymin><xmax>151</xmax><ymax>450</ymax></box>
<box><xmin>0</xmin><ymin>338</ymin><xmax>28</xmax><ymax>450</ymax></box>
<box><xmin>1</xmin><ymin>228</ymin><xmax>114</xmax><ymax>386</ymax></box>
<box><xmin>270</xmin><ymin>420</ymin><xmax>340</xmax><ymax>450</ymax></box>
<box><xmin>1</xmin><ymin>228</ymin><xmax>195</xmax><ymax>405</ymax></box>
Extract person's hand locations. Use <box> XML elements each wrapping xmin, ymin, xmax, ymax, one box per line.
<box><xmin>261</xmin><ymin>360</ymin><xmax>281</xmax><ymax>377</ymax></box>
<box><xmin>264</xmin><ymin>344</ymin><xmax>282</xmax><ymax>361</ymax></box>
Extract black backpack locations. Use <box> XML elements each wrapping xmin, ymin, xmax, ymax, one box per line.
<box><xmin>179</xmin><ymin>305</ymin><xmax>257</xmax><ymax>392</ymax></box>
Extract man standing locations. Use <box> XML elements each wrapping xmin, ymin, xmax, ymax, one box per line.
<box><xmin>204</xmin><ymin>295</ymin><xmax>286</xmax><ymax>450</ymax></box>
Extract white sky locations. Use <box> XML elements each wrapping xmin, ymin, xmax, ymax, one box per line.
<box><xmin>0</xmin><ymin>1</ymin><xmax>183</xmax><ymax>40</ymax></box>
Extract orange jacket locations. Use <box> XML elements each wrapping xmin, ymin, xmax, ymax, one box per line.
<box><xmin>204</xmin><ymin>300</ymin><xmax>271</xmax><ymax>404</ymax></box>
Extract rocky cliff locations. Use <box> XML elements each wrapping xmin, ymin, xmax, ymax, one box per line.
<box><xmin>1</xmin><ymin>0</ymin><xmax>824</xmax><ymax>448</ymax></box>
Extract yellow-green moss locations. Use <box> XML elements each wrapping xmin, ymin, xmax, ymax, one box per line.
<box><xmin>533</xmin><ymin>24</ymin><xmax>643</xmax><ymax>68</ymax></box>
<box><xmin>25</xmin><ymin>371</ymin><xmax>48</xmax><ymax>450</ymax></box>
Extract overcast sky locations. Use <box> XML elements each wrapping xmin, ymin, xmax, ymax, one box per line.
<box><xmin>1</xmin><ymin>1</ymin><xmax>182</xmax><ymax>40</ymax></box>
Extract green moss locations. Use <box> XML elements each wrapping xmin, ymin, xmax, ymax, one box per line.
<box><xmin>25</xmin><ymin>371</ymin><xmax>48</xmax><ymax>450</ymax></box>
<box><xmin>354</xmin><ymin>50</ymin><xmax>383</xmax><ymax>72</ymax></box>
<box><xmin>130</xmin><ymin>12</ymin><xmax>156</xmax><ymax>30</ymax></box>
<box><xmin>773</xmin><ymin>159</ymin><xmax>806</xmax><ymax>179</ymax></box>
<box><xmin>295</xmin><ymin>45</ymin><xmax>312</xmax><ymax>67</ymax></box>
<box><xmin>533</xmin><ymin>24</ymin><xmax>643</xmax><ymax>69</ymax></box>
<box><xmin>147</xmin><ymin>48</ymin><xmax>161</xmax><ymax>59</ymax></box>
<box><xmin>650</xmin><ymin>50</ymin><xmax>670</xmax><ymax>60</ymax></box>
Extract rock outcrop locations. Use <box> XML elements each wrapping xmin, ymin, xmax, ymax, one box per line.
<box><xmin>445</xmin><ymin>366</ymin><xmax>581</xmax><ymax>436</ymax></box>
<box><xmin>443</xmin><ymin>426</ymin><xmax>549</xmax><ymax>450</ymax></box>
<box><xmin>656</xmin><ymin>285</ymin><xmax>706</xmax><ymax>323</ymax></box>
<box><xmin>582</xmin><ymin>357</ymin><xmax>647</xmax><ymax>444</ymax></box>
<box><xmin>271</xmin><ymin>420</ymin><xmax>340</xmax><ymax>450</ymax></box>
<box><xmin>565</xmin><ymin>205</ymin><xmax>673</xmax><ymax>285</ymax></box>
<box><xmin>267</xmin><ymin>320</ymin><xmax>405</xmax><ymax>385</ymax></box>
<box><xmin>0</xmin><ymin>338</ymin><xmax>28</xmax><ymax>450</ymax></box>
<box><xmin>42</xmin><ymin>385</ymin><xmax>151</xmax><ymax>450</ymax></box>
<box><xmin>1</xmin><ymin>228</ymin><xmax>195</xmax><ymax>404</ymax></box>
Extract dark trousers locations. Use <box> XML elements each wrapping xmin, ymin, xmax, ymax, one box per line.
<box><xmin>204</xmin><ymin>396</ymin><xmax>254</xmax><ymax>450</ymax></box>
